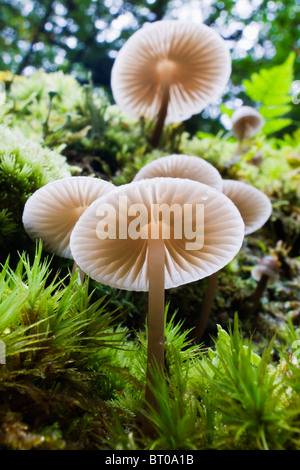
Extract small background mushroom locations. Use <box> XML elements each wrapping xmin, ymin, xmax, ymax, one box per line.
<box><xmin>244</xmin><ymin>255</ymin><xmax>281</xmax><ymax>315</ymax></box>
<box><xmin>111</xmin><ymin>20</ymin><xmax>231</xmax><ymax>147</ymax></box>
<box><xmin>231</xmin><ymin>106</ymin><xmax>264</xmax><ymax>155</ymax></box>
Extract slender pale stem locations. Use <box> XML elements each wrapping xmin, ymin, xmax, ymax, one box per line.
<box><xmin>150</xmin><ymin>80</ymin><xmax>170</xmax><ymax>148</ymax></box>
<box><xmin>193</xmin><ymin>272</ymin><xmax>219</xmax><ymax>343</ymax></box>
<box><xmin>236</xmin><ymin>139</ymin><xmax>243</xmax><ymax>156</ymax></box>
<box><xmin>71</xmin><ymin>260</ymin><xmax>85</xmax><ymax>284</ymax></box>
<box><xmin>145</xmin><ymin>238</ymin><xmax>166</xmax><ymax>412</ymax></box>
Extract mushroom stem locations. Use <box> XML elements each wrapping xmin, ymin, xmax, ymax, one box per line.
<box><xmin>150</xmin><ymin>80</ymin><xmax>170</xmax><ymax>148</ymax></box>
<box><xmin>236</xmin><ymin>139</ymin><xmax>243</xmax><ymax>156</ymax></box>
<box><xmin>71</xmin><ymin>260</ymin><xmax>85</xmax><ymax>284</ymax></box>
<box><xmin>145</xmin><ymin>238</ymin><xmax>166</xmax><ymax>412</ymax></box>
<box><xmin>193</xmin><ymin>271</ymin><xmax>219</xmax><ymax>343</ymax></box>
<box><xmin>244</xmin><ymin>273</ymin><xmax>269</xmax><ymax>315</ymax></box>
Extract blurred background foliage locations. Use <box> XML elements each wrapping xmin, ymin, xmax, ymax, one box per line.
<box><xmin>0</xmin><ymin>0</ymin><xmax>299</xmax><ymax>135</ymax></box>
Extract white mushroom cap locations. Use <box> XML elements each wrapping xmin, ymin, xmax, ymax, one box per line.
<box><xmin>222</xmin><ymin>179</ymin><xmax>272</xmax><ymax>235</ymax></box>
<box><xmin>133</xmin><ymin>154</ymin><xmax>223</xmax><ymax>191</ymax></box>
<box><xmin>231</xmin><ymin>106</ymin><xmax>264</xmax><ymax>140</ymax></box>
<box><xmin>111</xmin><ymin>20</ymin><xmax>231</xmax><ymax>124</ymax></box>
<box><xmin>70</xmin><ymin>178</ymin><xmax>245</xmax><ymax>292</ymax></box>
<box><xmin>251</xmin><ymin>256</ymin><xmax>280</xmax><ymax>284</ymax></box>
<box><xmin>22</xmin><ymin>176</ymin><xmax>115</xmax><ymax>259</ymax></box>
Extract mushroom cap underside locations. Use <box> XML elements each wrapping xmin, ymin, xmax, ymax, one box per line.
<box><xmin>111</xmin><ymin>20</ymin><xmax>231</xmax><ymax>123</ymax></box>
<box><xmin>22</xmin><ymin>176</ymin><xmax>115</xmax><ymax>259</ymax></box>
<box><xmin>222</xmin><ymin>179</ymin><xmax>272</xmax><ymax>235</ymax></box>
<box><xmin>70</xmin><ymin>177</ymin><xmax>245</xmax><ymax>291</ymax></box>
<box><xmin>133</xmin><ymin>153</ymin><xmax>223</xmax><ymax>191</ymax></box>
<box><xmin>231</xmin><ymin>106</ymin><xmax>264</xmax><ymax>139</ymax></box>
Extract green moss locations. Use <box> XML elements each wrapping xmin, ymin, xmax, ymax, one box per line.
<box><xmin>0</xmin><ymin>125</ymin><xmax>78</xmax><ymax>262</ymax></box>
<box><xmin>0</xmin><ymin>245</ymin><xmax>300</xmax><ymax>450</ymax></box>
<box><xmin>3</xmin><ymin>70</ymin><xmax>85</xmax><ymax>143</ymax></box>
<box><xmin>180</xmin><ymin>130</ymin><xmax>300</xmax><ymax>193</ymax></box>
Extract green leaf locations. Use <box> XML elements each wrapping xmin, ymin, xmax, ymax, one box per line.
<box><xmin>262</xmin><ymin>118</ymin><xmax>293</xmax><ymax>135</ymax></box>
<box><xmin>259</xmin><ymin>104</ymin><xmax>292</xmax><ymax>119</ymax></box>
<box><xmin>243</xmin><ymin>52</ymin><xmax>295</xmax><ymax>106</ymax></box>
<box><xmin>220</xmin><ymin>104</ymin><xmax>234</xmax><ymax>118</ymax></box>
<box><xmin>243</xmin><ymin>52</ymin><xmax>295</xmax><ymax>135</ymax></box>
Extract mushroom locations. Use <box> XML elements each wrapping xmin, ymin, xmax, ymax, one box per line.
<box><xmin>222</xmin><ymin>179</ymin><xmax>272</xmax><ymax>235</ymax></box>
<box><xmin>252</xmin><ymin>256</ymin><xmax>280</xmax><ymax>284</ymax></box>
<box><xmin>22</xmin><ymin>176</ymin><xmax>115</xmax><ymax>279</ymax></box>
<box><xmin>133</xmin><ymin>153</ymin><xmax>223</xmax><ymax>191</ymax></box>
<box><xmin>245</xmin><ymin>255</ymin><xmax>281</xmax><ymax>315</ymax></box>
<box><xmin>111</xmin><ymin>20</ymin><xmax>231</xmax><ymax>148</ymax></box>
<box><xmin>69</xmin><ymin>177</ymin><xmax>245</xmax><ymax>423</ymax></box>
<box><xmin>231</xmin><ymin>106</ymin><xmax>264</xmax><ymax>155</ymax></box>
<box><xmin>193</xmin><ymin>179</ymin><xmax>272</xmax><ymax>342</ymax></box>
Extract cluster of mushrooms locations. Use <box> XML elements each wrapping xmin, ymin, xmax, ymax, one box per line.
<box><xmin>22</xmin><ymin>20</ymin><xmax>273</xmax><ymax>425</ymax></box>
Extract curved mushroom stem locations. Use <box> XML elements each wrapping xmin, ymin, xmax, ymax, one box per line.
<box><xmin>150</xmin><ymin>80</ymin><xmax>170</xmax><ymax>148</ymax></box>
<box><xmin>244</xmin><ymin>273</ymin><xmax>269</xmax><ymax>316</ymax></box>
<box><xmin>145</xmin><ymin>238</ymin><xmax>166</xmax><ymax>413</ymax></box>
<box><xmin>193</xmin><ymin>271</ymin><xmax>219</xmax><ymax>343</ymax></box>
